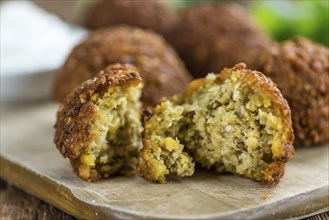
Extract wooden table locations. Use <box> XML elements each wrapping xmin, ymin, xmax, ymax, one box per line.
<box><xmin>0</xmin><ymin>179</ymin><xmax>74</xmax><ymax>220</ymax></box>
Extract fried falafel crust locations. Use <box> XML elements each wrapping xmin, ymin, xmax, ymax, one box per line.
<box><xmin>84</xmin><ymin>0</ymin><xmax>179</xmax><ymax>38</ymax></box>
<box><xmin>53</xmin><ymin>26</ymin><xmax>191</xmax><ymax>106</ymax></box>
<box><xmin>259</xmin><ymin>37</ymin><xmax>329</xmax><ymax>146</ymax></box>
<box><xmin>169</xmin><ymin>4</ymin><xmax>272</xmax><ymax>78</ymax></box>
<box><xmin>54</xmin><ymin>64</ymin><xmax>142</xmax><ymax>181</ymax></box>
<box><xmin>138</xmin><ymin>63</ymin><xmax>294</xmax><ymax>185</ymax></box>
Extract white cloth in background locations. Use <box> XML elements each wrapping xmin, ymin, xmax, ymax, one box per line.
<box><xmin>0</xmin><ymin>1</ymin><xmax>88</xmax><ymax>102</ymax></box>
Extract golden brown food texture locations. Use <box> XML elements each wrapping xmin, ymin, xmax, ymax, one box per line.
<box><xmin>259</xmin><ymin>37</ymin><xmax>329</xmax><ymax>146</ymax></box>
<box><xmin>84</xmin><ymin>0</ymin><xmax>179</xmax><ymax>38</ymax></box>
<box><xmin>138</xmin><ymin>63</ymin><xmax>294</xmax><ymax>185</ymax></box>
<box><xmin>169</xmin><ymin>4</ymin><xmax>273</xmax><ymax>78</ymax></box>
<box><xmin>53</xmin><ymin>26</ymin><xmax>191</xmax><ymax>106</ymax></box>
<box><xmin>54</xmin><ymin>64</ymin><xmax>143</xmax><ymax>181</ymax></box>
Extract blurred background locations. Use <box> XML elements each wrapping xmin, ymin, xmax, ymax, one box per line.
<box><xmin>1</xmin><ymin>0</ymin><xmax>328</xmax><ymax>103</ymax></box>
<box><xmin>35</xmin><ymin>0</ymin><xmax>329</xmax><ymax>46</ymax></box>
<box><xmin>174</xmin><ymin>0</ymin><xmax>329</xmax><ymax>46</ymax></box>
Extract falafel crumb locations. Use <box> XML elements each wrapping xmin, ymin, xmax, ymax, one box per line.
<box><xmin>262</xmin><ymin>194</ymin><xmax>270</xmax><ymax>200</ymax></box>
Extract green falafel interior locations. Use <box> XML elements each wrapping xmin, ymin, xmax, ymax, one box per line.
<box><xmin>138</xmin><ymin>63</ymin><xmax>294</xmax><ymax>185</ymax></box>
<box><xmin>79</xmin><ymin>84</ymin><xmax>143</xmax><ymax>179</ymax></box>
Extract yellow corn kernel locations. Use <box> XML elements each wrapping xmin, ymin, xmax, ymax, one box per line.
<box><xmin>267</xmin><ymin>113</ymin><xmax>282</xmax><ymax>130</ymax></box>
<box><xmin>271</xmin><ymin>138</ymin><xmax>283</xmax><ymax>157</ymax></box>
<box><xmin>164</xmin><ymin>137</ymin><xmax>180</xmax><ymax>151</ymax></box>
<box><xmin>264</xmin><ymin>98</ymin><xmax>271</xmax><ymax>108</ymax></box>
<box><xmin>80</xmin><ymin>154</ymin><xmax>96</xmax><ymax>166</ymax></box>
<box><xmin>150</xmin><ymin>159</ymin><xmax>168</xmax><ymax>178</ymax></box>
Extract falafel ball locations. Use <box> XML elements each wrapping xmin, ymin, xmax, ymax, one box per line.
<box><xmin>138</xmin><ymin>63</ymin><xmax>294</xmax><ymax>185</ymax></box>
<box><xmin>85</xmin><ymin>0</ymin><xmax>179</xmax><ymax>38</ymax></box>
<box><xmin>54</xmin><ymin>64</ymin><xmax>143</xmax><ymax>181</ymax></box>
<box><xmin>53</xmin><ymin>26</ymin><xmax>192</xmax><ymax>106</ymax></box>
<box><xmin>259</xmin><ymin>37</ymin><xmax>329</xmax><ymax>146</ymax></box>
<box><xmin>169</xmin><ymin>4</ymin><xmax>273</xmax><ymax>78</ymax></box>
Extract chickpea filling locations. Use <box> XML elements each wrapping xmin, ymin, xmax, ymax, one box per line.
<box><xmin>142</xmin><ymin>71</ymin><xmax>287</xmax><ymax>183</ymax></box>
<box><xmin>79</xmin><ymin>85</ymin><xmax>143</xmax><ymax>178</ymax></box>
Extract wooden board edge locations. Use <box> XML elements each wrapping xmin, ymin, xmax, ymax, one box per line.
<box><xmin>0</xmin><ymin>155</ymin><xmax>137</xmax><ymax>220</ymax></box>
<box><xmin>235</xmin><ymin>187</ymin><xmax>329</xmax><ymax>220</ymax></box>
<box><xmin>1</xmin><ymin>154</ymin><xmax>328</xmax><ymax>220</ymax></box>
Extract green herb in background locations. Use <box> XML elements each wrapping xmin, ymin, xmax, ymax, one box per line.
<box><xmin>169</xmin><ymin>0</ymin><xmax>328</xmax><ymax>47</ymax></box>
<box><xmin>250</xmin><ymin>0</ymin><xmax>329</xmax><ymax>46</ymax></box>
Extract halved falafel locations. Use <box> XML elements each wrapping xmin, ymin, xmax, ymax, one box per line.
<box><xmin>54</xmin><ymin>64</ymin><xmax>143</xmax><ymax>181</ymax></box>
<box><xmin>53</xmin><ymin>26</ymin><xmax>191</xmax><ymax>106</ymax></box>
<box><xmin>138</xmin><ymin>63</ymin><xmax>294</xmax><ymax>185</ymax></box>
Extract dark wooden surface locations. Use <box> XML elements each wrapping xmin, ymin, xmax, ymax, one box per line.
<box><xmin>0</xmin><ymin>179</ymin><xmax>75</xmax><ymax>220</ymax></box>
<box><xmin>0</xmin><ymin>179</ymin><xmax>328</xmax><ymax>220</ymax></box>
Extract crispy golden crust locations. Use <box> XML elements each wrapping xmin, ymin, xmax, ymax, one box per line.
<box><xmin>138</xmin><ymin>63</ymin><xmax>294</xmax><ymax>185</ymax></box>
<box><xmin>137</xmin><ymin>132</ymin><xmax>161</xmax><ymax>183</ymax></box>
<box><xmin>259</xmin><ymin>38</ymin><xmax>329</xmax><ymax>146</ymax></box>
<box><xmin>54</xmin><ymin>64</ymin><xmax>142</xmax><ymax>181</ymax></box>
<box><xmin>168</xmin><ymin>4</ymin><xmax>272</xmax><ymax>78</ymax></box>
<box><xmin>84</xmin><ymin>0</ymin><xmax>179</xmax><ymax>38</ymax></box>
<box><xmin>53</xmin><ymin>26</ymin><xmax>191</xmax><ymax>106</ymax></box>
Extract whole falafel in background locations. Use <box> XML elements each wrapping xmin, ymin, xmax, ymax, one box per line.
<box><xmin>53</xmin><ymin>26</ymin><xmax>192</xmax><ymax>106</ymax></box>
<box><xmin>84</xmin><ymin>0</ymin><xmax>179</xmax><ymax>39</ymax></box>
<box><xmin>259</xmin><ymin>37</ymin><xmax>329</xmax><ymax>147</ymax></box>
<box><xmin>169</xmin><ymin>4</ymin><xmax>273</xmax><ymax>78</ymax></box>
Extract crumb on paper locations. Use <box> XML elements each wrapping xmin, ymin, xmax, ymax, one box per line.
<box><xmin>262</xmin><ymin>193</ymin><xmax>270</xmax><ymax>200</ymax></box>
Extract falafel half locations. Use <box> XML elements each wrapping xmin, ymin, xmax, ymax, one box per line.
<box><xmin>259</xmin><ymin>37</ymin><xmax>329</xmax><ymax>146</ymax></box>
<box><xmin>54</xmin><ymin>64</ymin><xmax>143</xmax><ymax>181</ymax></box>
<box><xmin>84</xmin><ymin>0</ymin><xmax>179</xmax><ymax>38</ymax></box>
<box><xmin>53</xmin><ymin>26</ymin><xmax>191</xmax><ymax>106</ymax></box>
<box><xmin>138</xmin><ymin>63</ymin><xmax>294</xmax><ymax>185</ymax></box>
<box><xmin>169</xmin><ymin>4</ymin><xmax>273</xmax><ymax>78</ymax></box>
